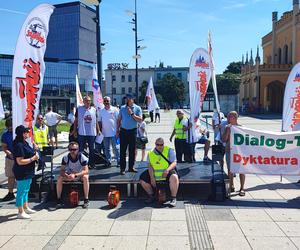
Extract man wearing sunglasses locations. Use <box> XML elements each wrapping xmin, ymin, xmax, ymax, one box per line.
<box><xmin>56</xmin><ymin>142</ymin><xmax>90</xmax><ymax>208</ymax></box>
<box><xmin>139</xmin><ymin>138</ymin><xmax>179</xmax><ymax>207</ymax></box>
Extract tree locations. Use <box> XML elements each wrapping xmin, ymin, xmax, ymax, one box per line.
<box><xmin>223</xmin><ymin>61</ymin><xmax>242</xmax><ymax>74</ymax></box>
<box><xmin>215</xmin><ymin>73</ymin><xmax>241</xmax><ymax>94</ymax></box>
<box><xmin>139</xmin><ymin>80</ymin><xmax>148</xmax><ymax>104</ymax></box>
<box><xmin>156</xmin><ymin>73</ymin><xmax>185</xmax><ymax>106</ymax></box>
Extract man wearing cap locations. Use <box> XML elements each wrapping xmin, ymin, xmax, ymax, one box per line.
<box><xmin>117</xmin><ymin>94</ymin><xmax>142</xmax><ymax>175</ymax></box>
<box><xmin>169</xmin><ymin>110</ymin><xmax>188</xmax><ymax>163</ymax></box>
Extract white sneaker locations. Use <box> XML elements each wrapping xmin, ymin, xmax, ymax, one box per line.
<box><xmin>24</xmin><ymin>207</ymin><xmax>36</xmax><ymax>214</ymax></box>
<box><xmin>17</xmin><ymin>212</ymin><xmax>31</xmax><ymax>219</ymax></box>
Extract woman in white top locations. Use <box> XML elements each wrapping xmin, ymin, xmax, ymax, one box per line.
<box><xmin>135</xmin><ymin>114</ymin><xmax>147</xmax><ymax>161</ymax></box>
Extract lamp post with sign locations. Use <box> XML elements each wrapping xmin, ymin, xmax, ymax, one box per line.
<box><xmin>127</xmin><ymin>0</ymin><xmax>146</xmax><ymax>103</ymax></box>
<box><xmin>82</xmin><ymin>0</ymin><xmax>103</xmax><ymax>89</ymax></box>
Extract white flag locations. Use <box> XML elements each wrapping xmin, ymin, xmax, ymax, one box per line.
<box><xmin>76</xmin><ymin>74</ymin><xmax>84</xmax><ymax>107</ymax></box>
<box><xmin>146</xmin><ymin>76</ymin><xmax>159</xmax><ymax>112</ymax></box>
<box><xmin>0</xmin><ymin>91</ymin><xmax>5</xmax><ymax>119</ymax></box>
<box><xmin>12</xmin><ymin>4</ymin><xmax>54</xmax><ymax>139</ymax></box>
<box><xmin>92</xmin><ymin>64</ymin><xmax>104</xmax><ymax>110</ymax></box>
<box><xmin>189</xmin><ymin>48</ymin><xmax>212</xmax><ymax>142</ymax></box>
<box><xmin>282</xmin><ymin>62</ymin><xmax>300</xmax><ymax>131</ymax></box>
<box><xmin>208</xmin><ymin>31</ymin><xmax>220</xmax><ymax>113</ymax></box>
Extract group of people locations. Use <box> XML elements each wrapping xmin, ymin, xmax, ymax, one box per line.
<box><xmin>1</xmin><ymin>90</ymin><xmax>245</xmax><ymax>217</ymax></box>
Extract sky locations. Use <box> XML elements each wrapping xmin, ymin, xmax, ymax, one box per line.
<box><xmin>0</xmin><ymin>0</ymin><xmax>292</xmax><ymax>74</ymax></box>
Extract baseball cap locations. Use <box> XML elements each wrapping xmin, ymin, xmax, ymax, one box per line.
<box><xmin>15</xmin><ymin>125</ymin><xmax>30</xmax><ymax>136</ymax></box>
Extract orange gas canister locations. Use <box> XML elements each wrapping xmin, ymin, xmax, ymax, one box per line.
<box><xmin>157</xmin><ymin>188</ymin><xmax>166</xmax><ymax>204</ymax></box>
<box><xmin>107</xmin><ymin>185</ymin><xmax>120</xmax><ymax>208</ymax></box>
<box><xmin>69</xmin><ymin>187</ymin><xmax>79</xmax><ymax>207</ymax></box>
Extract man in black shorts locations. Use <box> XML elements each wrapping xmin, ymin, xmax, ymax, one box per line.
<box><xmin>140</xmin><ymin>138</ymin><xmax>179</xmax><ymax>207</ymax></box>
<box><xmin>56</xmin><ymin>142</ymin><xmax>90</xmax><ymax>208</ymax></box>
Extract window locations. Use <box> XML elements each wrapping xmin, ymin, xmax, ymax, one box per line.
<box><xmin>157</xmin><ymin>73</ymin><xmax>161</xmax><ymax>80</ymax></box>
<box><xmin>112</xmin><ymin>88</ymin><xmax>116</xmax><ymax>94</ymax></box>
<box><xmin>128</xmin><ymin>75</ymin><xmax>132</xmax><ymax>82</ymax></box>
<box><xmin>122</xmin><ymin>87</ymin><xmax>125</xmax><ymax>94</ymax></box>
<box><xmin>177</xmin><ymin>72</ymin><xmax>182</xmax><ymax>79</ymax></box>
<box><xmin>112</xmin><ymin>75</ymin><xmax>116</xmax><ymax>81</ymax></box>
<box><xmin>121</xmin><ymin>75</ymin><xmax>125</xmax><ymax>82</ymax></box>
<box><xmin>128</xmin><ymin>87</ymin><xmax>132</xmax><ymax>93</ymax></box>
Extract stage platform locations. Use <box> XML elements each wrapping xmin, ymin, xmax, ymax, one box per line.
<box><xmin>38</xmin><ymin>161</ymin><xmax>229</xmax><ymax>200</ymax></box>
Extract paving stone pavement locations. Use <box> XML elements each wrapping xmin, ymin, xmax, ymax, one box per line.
<box><xmin>0</xmin><ymin>110</ymin><xmax>300</xmax><ymax>249</ymax></box>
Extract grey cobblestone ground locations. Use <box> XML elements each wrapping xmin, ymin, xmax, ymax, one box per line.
<box><xmin>0</xmin><ymin>110</ymin><xmax>299</xmax><ymax>250</ymax></box>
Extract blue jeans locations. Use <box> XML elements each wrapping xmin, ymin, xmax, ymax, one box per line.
<box><xmin>78</xmin><ymin>135</ymin><xmax>95</xmax><ymax>166</ymax></box>
<box><xmin>103</xmin><ymin>137</ymin><xmax>120</xmax><ymax>164</ymax></box>
<box><xmin>16</xmin><ymin>179</ymin><xmax>32</xmax><ymax>207</ymax></box>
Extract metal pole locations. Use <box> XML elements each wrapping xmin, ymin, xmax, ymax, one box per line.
<box><xmin>96</xmin><ymin>3</ymin><xmax>102</xmax><ymax>89</ymax></box>
<box><xmin>135</xmin><ymin>0</ymin><xmax>138</xmax><ymax>102</ymax></box>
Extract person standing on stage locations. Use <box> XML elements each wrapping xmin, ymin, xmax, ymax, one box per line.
<box><xmin>98</xmin><ymin>96</ymin><xmax>120</xmax><ymax>167</ymax></box>
<box><xmin>71</xmin><ymin>95</ymin><xmax>100</xmax><ymax>169</ymax></box>
<box><xmin>169</xmin><ymin>110</ymin><xmax>188</xmax><ymax>163</ymax></box>
<box><xmin>117</xmin><ymin>94</ymin><xmax>142</xmax><ymax>175</ymax></box>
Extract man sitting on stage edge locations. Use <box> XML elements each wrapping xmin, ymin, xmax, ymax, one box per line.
<box><xmin>56</xmin><ymin>142</ymin><xmax>90</xmax><ymax>208</ymax></box>
<box><xmin>140</xmin><ymin>137</ymin><xmax>179</xmax><ymax>207</ymax></box>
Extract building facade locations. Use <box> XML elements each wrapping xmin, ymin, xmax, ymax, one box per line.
<box><xmin>0</xmin><ymin>2</ymin><xmax>97</xmax><ymax>117</ymax></box>
<box><xmin>240</xmin><ymin>0</ymin><xmax>300</xmax><ymax>113</ymax></box>
<box><xmin>104</xmin><ymin>65</ymin><xmax>189</xmax><ymax>106</ymax></box>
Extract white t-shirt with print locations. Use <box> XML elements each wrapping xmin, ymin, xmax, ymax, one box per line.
<box><xmin>137</xmin><ymin>121</ymin><xmax>146</xmax><ymax>138</ymax></box>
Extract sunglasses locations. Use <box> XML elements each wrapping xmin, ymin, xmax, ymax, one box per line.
<box><xmin>155</xmin><ymin>143</ymin><xmax>164</xmax><ymax>146</ymax></box>
<box><xmin>104</xmin><ymin>101</ymin><xmax>109</xmax><ymax>103</ymax></box>
<box><xmin>38</xmin><ymin>118</ymin><xmax>43</xmax><ymax>120</ymax></box>
<box><xmin>69</xmin><ymin>148</ymin><xmax>78</xmax><ymax>151</ymax></box>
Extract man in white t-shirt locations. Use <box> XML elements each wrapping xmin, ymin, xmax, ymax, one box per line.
<box><xmin>212</xmin><ymin>109</ymin><xmax>225</xmax><ymax>141</ymax></box>
<box><xmin>44</xmin><ymin>106</ymin><xmax>62</xmax><ymax>149</ymax></box>
<box><xmin>98</xmin><ymin>96</ymin><xmax>120</xmax><ymax>166</ymax></box>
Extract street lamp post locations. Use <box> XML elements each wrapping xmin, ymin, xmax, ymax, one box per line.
<box><xmin>134</xmin><ymin>0</ymin><xmax>138</xmax><ymax>101</ymax></box>
<box><xmin>82</xmin><ymin>0</ymin><xmax>103</xmax><ymax>89</ymax></box>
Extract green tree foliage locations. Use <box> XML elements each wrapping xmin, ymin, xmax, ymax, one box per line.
<box><xmin>223</xmin><ymin>61</ymin><xmax>242</xmax><ymax>74</ymax></box>
<box><xmin>207</xmin><ymin>61</ymin><xmax>241</xmax><ymax>95</ymax></box>
<box><xmin>139</xmin><ymin>80</ymin><xmax>148</xmax><ymax>104</ymax></box>
<box><xmin>215</xmin><ymin>73</ymin><xmax>241</xmax><ymax>94</ymax></box>
<box><xmin>156</xmin><ymin>73</ymin><xmax>185</xmax><ymax>106</ymax></box>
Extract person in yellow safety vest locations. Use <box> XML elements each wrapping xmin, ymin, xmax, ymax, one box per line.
<box><xmin>33</xmin><ymin>114</ymin><xmax>49</xmax><ymax>171</ymax></box>
<box><xmin>169</xmin><ymin>109</ymin><xmax>188</xmax><ymax>163</ymax></box>
<box><xmin>139</xmin><ymin>137</ymin><xmax>179</xmax><ymax>207</ymax></box>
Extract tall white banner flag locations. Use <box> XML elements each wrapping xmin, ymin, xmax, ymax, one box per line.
<box><xmin>146</xmin><ymin>76</ymin><xmax>159</xmax><ymax>112</ymax></box>
<box><xmin>76</xmin><ymin>74</ymin><xmax>84</xmax><ymax>107</ymax></box>
<box><xmin>92</xmin><ymin>64</ymin><xmax>104</xmax><ymax>110</ymax></box>
<box><xmin>282</xmin><ymin>62</ymin><xmax>300</xmax><ymax>131</ymax></box>
<box><xmin>189</xmin><ymin>48</ymin><xmax>212</xmax><ymax>142</ymax></box>
<box><xmin>12</xmin><ymin>4</ymin><xmax>54</xmax><ymax>139</ymax></box>
<box><xmin>0</xmin><ymin>91</ymin><xmax>5</xmax><ymax>119</ymax></box>
<box><xmin>208</xmin><ymin>31</ymin><xmax>220</xmax><ymax>113</ymax></box>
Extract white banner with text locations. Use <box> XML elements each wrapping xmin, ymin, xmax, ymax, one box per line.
<box><xmin>230</xmin><ymin>126</ymin><xmax>300</xmax><ymax>175</ymax></box>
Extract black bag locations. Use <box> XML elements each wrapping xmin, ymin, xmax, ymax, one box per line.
<box><xmin>137</xmin><ymin>123</ymin><xmax>148</xmax><ymax>144</ymax></box>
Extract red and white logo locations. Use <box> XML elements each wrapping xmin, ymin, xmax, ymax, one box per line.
<box><xmin>25</xmin><ymin>17</ymin><xmax>46</xmax><ymax>48</ymax></box>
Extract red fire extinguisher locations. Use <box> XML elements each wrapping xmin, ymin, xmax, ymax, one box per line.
<box><xmin>69</xmin><ymin>186</ymin><xmax>79</xmax><ymax>207</ymax></box>
<box><xmin>107</xmin><ymin>185</ymin><xmax>120</xmax><ymax>208</ymax></box>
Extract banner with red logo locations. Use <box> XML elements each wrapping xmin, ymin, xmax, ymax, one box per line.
<box><xmin>189</xmin><ymin>48</ymin><xmax>212</xmax><ymax>142</ymax></box>
<box><xmin>230</xmin><ymin>126</ymin><xmax>300</xmax><ymax>175</ymax></box>
<box><xmin>12</xmin><ymin>4</ymin><xmax>54</xmax><ymax>139</ymax></box>
<box><xmin>146</xmin><ymin>76</ymin><xmax>159</xmax><ymax>112</ymax></box>
<box><xmin>92</xmin><ymin>64</ymin><xmax>104</xmax><ymax>110</ymax></box>
<box><xmin>76</xmin><ymin>74</ymin><xmax>84</xmax><ymax>108</ymax></box>
<box><xmin>282</xmin><ymin>62</ymin><xmax>300</xmax><ymax>132</ymax></box>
